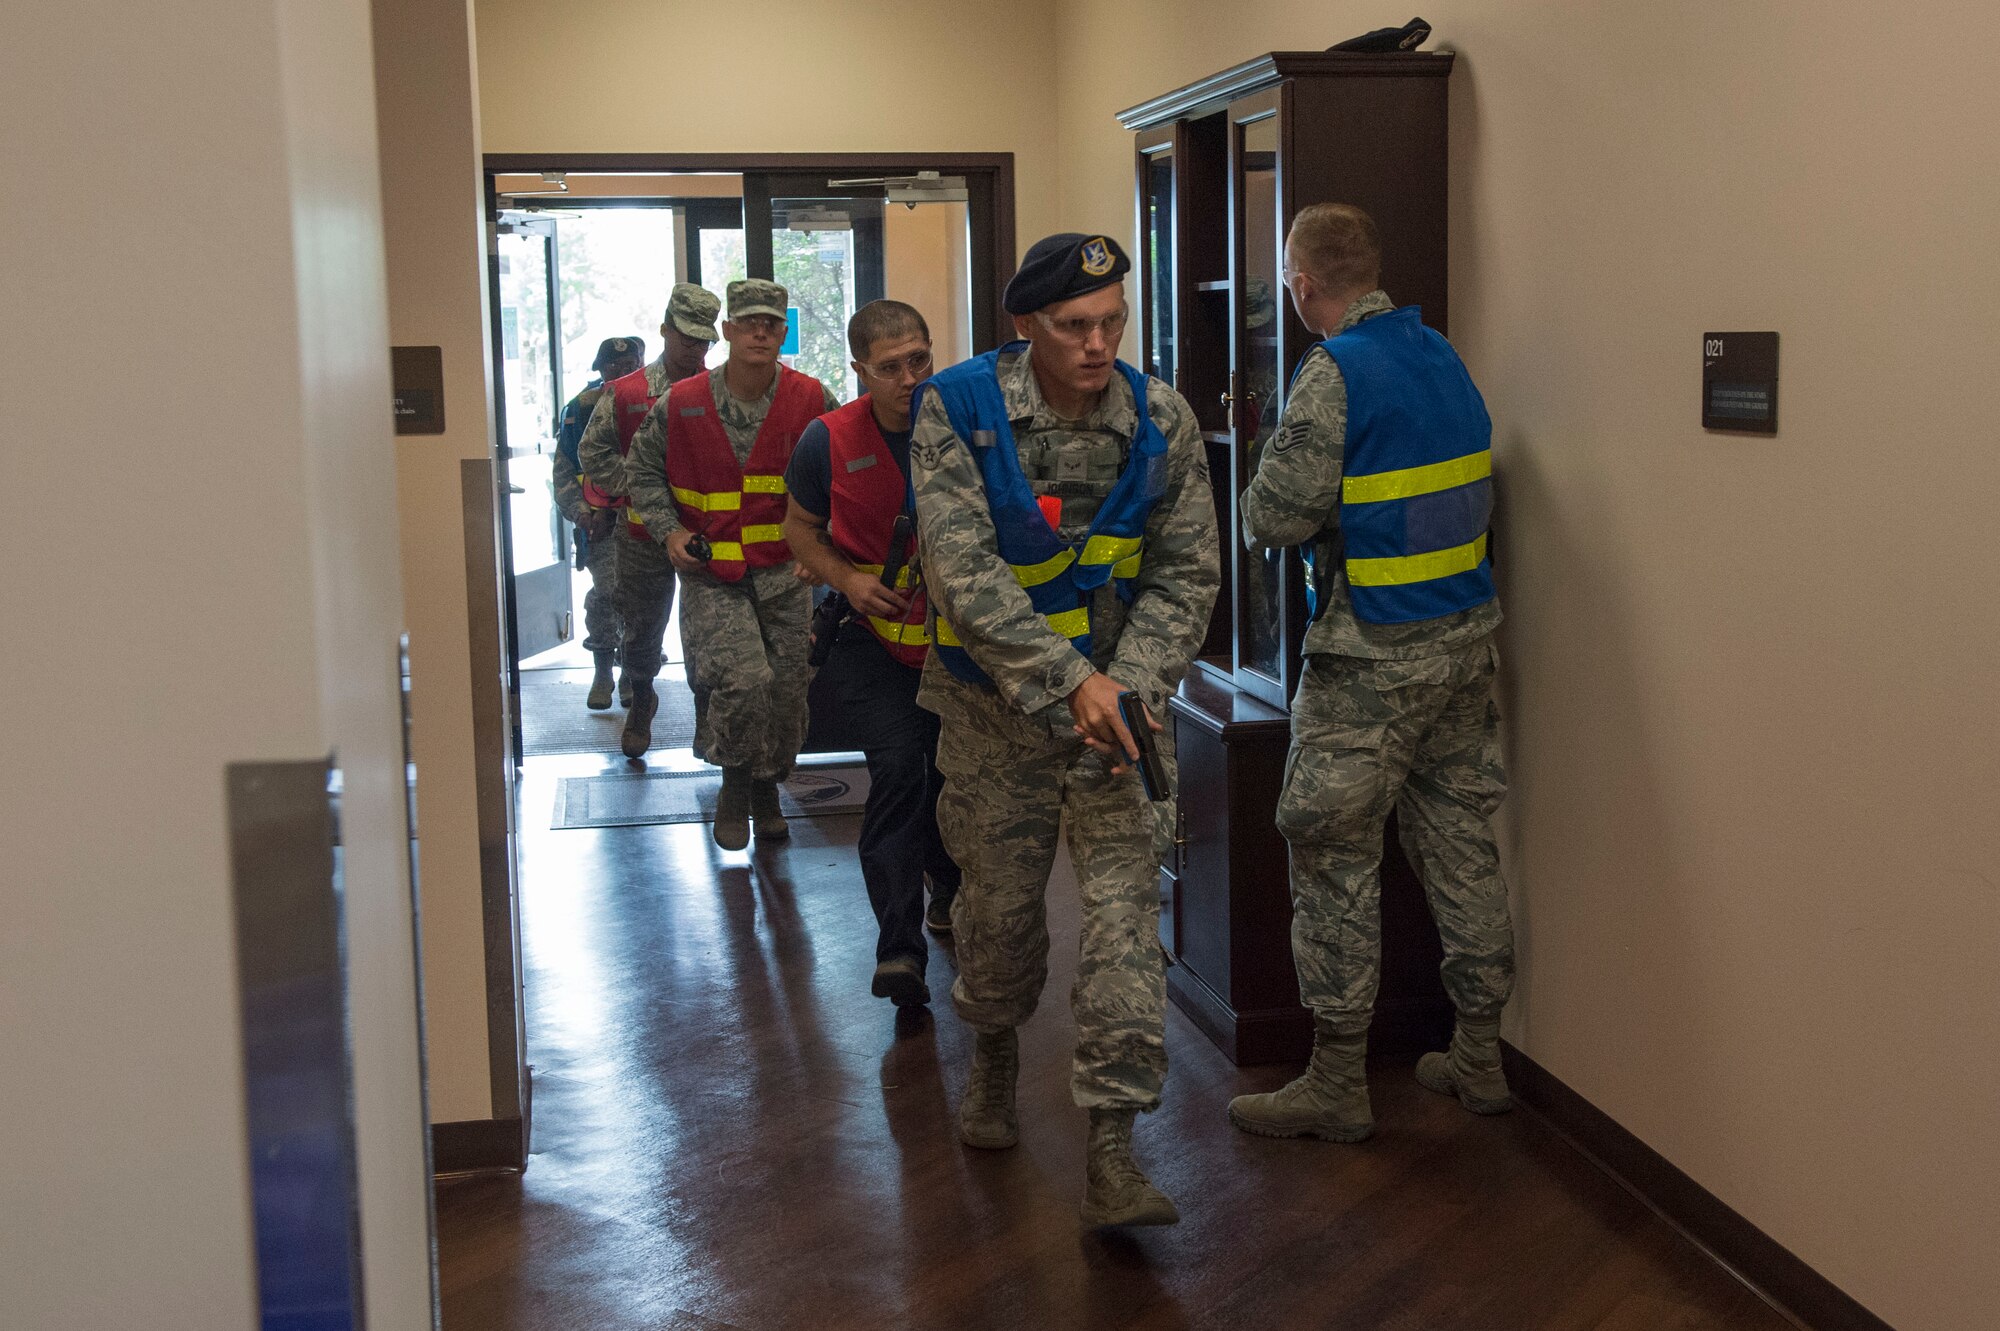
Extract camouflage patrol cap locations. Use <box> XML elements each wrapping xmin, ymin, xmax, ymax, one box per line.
<box><xmin>591</xmin><ymin>336</ymin><xmax>646</xmax><ymax>371</ymax></box>
<box><xmin>666</xmin><ymin>283</ymin><xmax>722</xmax><ymax>342</ymax></box>
<box><xmin>726</xmin><ymin>278</ymin><xmax>789</xmax><ymax>323</ymax></box>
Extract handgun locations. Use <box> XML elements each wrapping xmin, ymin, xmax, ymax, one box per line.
<box><xmin>879</xmin><ymin>514</ymin><xmax>915</xmax><ymax>591</ymax></box>
<box><xmin>808</xmin><ymin>592</ymin><xmax>851</xmax><ymax>668</ymax></box>
<box><xmin>1116</xmin><ymin>690</ymin><xmax>1169</xmax><ymax>802</ymax></box>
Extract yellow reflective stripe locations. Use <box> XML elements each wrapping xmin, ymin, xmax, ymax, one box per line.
<box><xmin>706</xmin><ymin>542</ymin><xmax>745</xmax><ymax>562</ymax></box>
<box><xmin>1011</xmin><ymin>548</ymin><xmax>1075</xmax><ymax>588</ymax></box>
<box><xmin>1342</xmin><ymin>450</ymin><xmax>1491</xmax><ymax>505</ymax></box>
<box><xmin>934</xmin><ymin>606</ymin><xmax>1088</xmax><ymax>648</ymax></box>
<box><xmin>1347</xmin><ymin>533</ymin><xmax>1489</xmax><ymax>587</ymax></box>
<box><xmin>743</xmin><ymin>474</ymin><xmax>787</xmax><ymax>494</ymax></box>
<box><xmin>853</xmin><ymin>562</ymin><xmax>917</xmax><ymax>590</ymax></box>
<box><xmin>1078</xmin><ymin>534</ymin><xmax>1142</xmax><ymax>567</ymax></box>
<box><xmin>1044</xmin><ymin>607</ymin><xmax>1089</xmax><ymax>639</ymax></box>
<box><xmin>867</xmin><ymin>617</ymin><xmax>932</xmax><ymax>645</ymax></box>
<box><xmin>672</xmin><ymin>485</ymin><xmax>741</xmax><ymax>513</ymax></box>
<box><xmin>740</xmin><ymin>524</ymin><xmax>785</xmax><ymax>545</ymax></box>
<box><xmin>1112</xmin><ymin>553</ymin><xmax>1141</xmax><ymax>580</ymax></box>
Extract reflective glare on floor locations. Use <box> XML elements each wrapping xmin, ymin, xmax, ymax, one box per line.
<box><xmin>435</xmin><ymin>753</ymin><xmax>1792</xmax><ymax>1331</ymax></box>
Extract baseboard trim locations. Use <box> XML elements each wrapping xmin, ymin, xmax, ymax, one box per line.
<box><xmin>1500</xmin><ymin>1043</ymin><xmax>1890</xmax><ymax>1331</ymax></box>
<box><xmin>431</xmin><ymin>1117</ymin><xmax>526</xmax><ymax>1177</ymax></box>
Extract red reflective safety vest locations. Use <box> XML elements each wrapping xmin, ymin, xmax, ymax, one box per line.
<box><xmin>824</xmin><ymin>396</ymin><xmax>930</xmax><ymax>667</ymax></box>
<box><xmin>665</xmin><ymin>366</ymin><xmax>824</xmax><ymax>582</ymax></box>
<box><xmin>581</xmin><ymin>363</ymin><xmax>660</xmax><ymax>537</ymax></box>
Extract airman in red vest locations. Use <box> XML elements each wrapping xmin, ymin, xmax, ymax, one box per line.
<box><xmin>577</xmin><ymin>283</ymin><xmax>720</xmax><ymax>737</ymax></box>
<box><xmin>625</xmin><ymin>279</ymin><xmax>840</xmax><ymax>849</ymax></box>
<box><xmin>782</xmin><ymin>300</ymin><xmax>962</xmax><ymax>1009</ymax></box>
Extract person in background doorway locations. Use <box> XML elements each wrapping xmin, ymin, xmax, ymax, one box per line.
<box><xmin>782</xmin><ymin>300</ymin><xmax>961</xmax><ymax>1010</ymax></box>
<box><xmin>625</xmin><ymin>279</ymin><xmax>840</xmax><ymax>850</ymax></box>
<box><xmin>578</xmin><ymin>283</ymin><xmax>721</xmax><ymax>754</ymax></box>
<box><xmin>909</xmin><ymin>234</ymin><xmax>1219</xmax><ymax>1228</ymax></box>
<box><xmin>1227</xmin><ymin>202</ymin><xmax>1515</xmax><ymax>1146</ymax></box>
<box><xmin>554</xmin><ymin>335</ymin><xmax>645</xmax><ymax>710</ymax></box>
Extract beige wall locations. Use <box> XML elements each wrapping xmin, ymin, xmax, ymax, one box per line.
<box><xmin>378</xmin><ymin>0</ymin><xmax>521</xmax><ymax>1127</ymax></box>
<box><xmin>473</xmin><ymin>0</ymin><xmax>1062</xmax><ymax>260</ymax></box>
<box><xmin>1056</xmin><ymin>3</ymin><xmax>2000</xmax><ymax>1327</ymax></box>
<box><xmin>2</xmin><ymin>0</ymin><xmax>433</xmax><ymax>1325</ymax></box>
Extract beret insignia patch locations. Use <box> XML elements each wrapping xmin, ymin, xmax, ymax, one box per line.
<box><xmin>1080</xmin><ymin>238</ymin><xmax>1115</xmax><ymax>277</ymax></box>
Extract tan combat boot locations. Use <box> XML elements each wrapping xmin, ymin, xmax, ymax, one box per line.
<box><xmin>620</xmin><ymin>679</ymin><xmax>657</xmax><ymax>759</ymax></box>
<box><xmin>957</xmin><ymin>1028</ymin><xmax>1019</xmax><ymax>1149</ymax></box>
<box><xmin>1227</xmin><ymin>1026</ymin><xmax>1374</xmax><ymax>1142</ymax></box>
<box><xmin>586</xmin><ymin>651</ymin><xmax>616</xmax><ymax>710</ymax></box>
<box><xmin>1415</xmin><ymin>1015</ymin><xmax>1513</xmax><ymax>1114</ymax></box>
<box><xmin>750</xmin><ymin>778</ymin><xmax>789</xmax><ymax>841</ymax></box>
<box><xmin>1080</xmin><ymin>1108</ymin><xmax>1179</xmax><ymax>1228</ymax></box>
<box><xmin>712</xmin><ymin>767</ymin><xmax>751</xmax><ymax>851</ymax></box>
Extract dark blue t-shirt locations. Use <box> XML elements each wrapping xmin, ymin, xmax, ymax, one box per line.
<box><xmin>784</xmin><ymin>415</ymin><xmax>913</xmax><ymax>518</ymax></box>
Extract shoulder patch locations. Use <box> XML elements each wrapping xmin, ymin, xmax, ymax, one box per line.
<box><xmin>911</xmin><ymin>431</ymin><xmax>959</xmax><ymax>471</ymax></box>
<box><xmin>1272</xmin><ymin>419</ymin><xmax>1312</xmax><ymax>454</ymax></box>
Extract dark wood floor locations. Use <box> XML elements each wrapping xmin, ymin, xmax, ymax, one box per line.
<box><xmin>437</xmin><ymin>752</ymin><xmax>1792</xmax><ymax>1331</ymax></box>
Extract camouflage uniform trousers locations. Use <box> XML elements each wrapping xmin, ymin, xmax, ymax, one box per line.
<box><xmin>613</xmin><ymin>526</ymin><xmax>677</xmax><ymax>682</ymax></box>
<box><xmin>929</xmin><ymin>671</ymin><xmax>1174</xmax><ymax>1112</ymax></box>
<box><xmin>1278</xmin><ymin>637</ymin><xmax>1515</xmax><ymax>1036</ymax></box>
<box><xmin>579</xmin><ymin>523</ymin><xmax>622</xmax><ymax>655</ymax></box>
<box><xmin>677</xmin><ymin>563</ymin><xmax>808</xmax><ymax>781</ymax></box>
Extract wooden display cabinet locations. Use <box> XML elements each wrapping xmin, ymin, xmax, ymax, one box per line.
<box><xmin>1126</xmin><ymin>52</ymin><xmax>1459</xmax><ymax>1063</ymax></box>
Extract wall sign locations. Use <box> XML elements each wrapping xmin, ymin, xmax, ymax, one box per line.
<box><xmin>1702</xmin><ymin>331</ymin><xmax>1778</xmax><ymax>434</ymax></box>
<box><xmin>391</xmin><ymin>345</ymin><xmax>445</xmax><ymax>435</ymax></box>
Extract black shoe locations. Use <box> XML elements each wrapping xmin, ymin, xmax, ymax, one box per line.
<box><xmin>925</xmin><ymin>893</ymin><xmax>954</xmax><ymax>936</ymax></box>
<box><xmin>871</xmin><ymin>957</ymin><xmax>930</xmax><ymax>1007</ymax></box>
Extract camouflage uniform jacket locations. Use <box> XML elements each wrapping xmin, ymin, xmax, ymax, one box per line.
<box><xmin>551</xmin><ymin>379</ymin><xmax>607</xmax><ymax>522</ymax></box>
<box><xmin>911</xmin><ymin>345</ymin><xmax>1220</xmax><ymax>719</ymax></box>
<box><xmin>576</xmin><ymin>355</ymin><xmax>675</xmax><ymax>503</ymax></box>
<box><xmin>1242</xmin><ymin>290</ymin><xmax>1502</xmax><ymax>660</ymax></box>
<box><xmin>625</xmin><ymin>364</ymin><xmax>840</xmax><ymax>540</ymax></box>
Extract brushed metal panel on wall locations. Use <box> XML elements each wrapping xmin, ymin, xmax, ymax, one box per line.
<box><xmin>227</xmin><ymin>758</ymin><xmax>366</xmax><ymax>1329</ymax></box>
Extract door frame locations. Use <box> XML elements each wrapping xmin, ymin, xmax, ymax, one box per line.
<box><xmin>484</xmin><ymin>152</ymin><xmax>1016</xmax><ymax>352</ymax></box>
<box><xmin>485</xmin><ymin>210</ymin><xmax>573</xmax><ymax>764</ymax></box>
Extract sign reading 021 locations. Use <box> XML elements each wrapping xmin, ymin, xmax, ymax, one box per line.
<box><xmin>1701</xmin><ymin>331</ymin><xmax>1778</xmax><ymax>434</ymax></box>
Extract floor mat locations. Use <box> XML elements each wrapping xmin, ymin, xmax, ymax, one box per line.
<box><xmin>552</xmin><ymin>765</ymin><xmax>870</xmax><ymax>830</ymax></box>
<box><xmin>520</xmin><ymin>667</ymin><xmax>698</xmax><ymax>757</ymax></box>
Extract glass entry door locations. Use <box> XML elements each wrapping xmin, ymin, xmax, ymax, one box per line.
<box><xmin>746</xmin><ymin>176</ymin><xmax>885</xmax><ymax>395</ymax></box>
<box><xmin>493</xmin><ymin>215</ymin><xmax>575</xmax><ymax>666</ymax></box>
<box><xmin>744</xmin><ymin>170</ymin><xmax>989</xmax><ymax>392</ymax></box>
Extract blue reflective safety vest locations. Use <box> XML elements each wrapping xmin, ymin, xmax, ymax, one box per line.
<box><xmin>913</xmin><ymin>342</ymin><xmax>1170</xmax><ymax>688</ymax></box>
<box><xmin>1305</xmin><ymin>306</ymin><xmax>1497</xmax><ymax>625</ymax></box>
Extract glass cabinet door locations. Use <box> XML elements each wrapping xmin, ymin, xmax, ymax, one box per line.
<box><xmin>1136</xmin><ymin>128</ymin><xmax>1177</xmax><ymax>388</ymax></box>
<box><xmin>1237</xmin><ymin>110</ymin><xmax>1282</xmax><ymax>689</ymax></box>
<box><xmin>1230</xmin><ymin>93</ymin><xmax>1308</xmax><ymax>710</ymax></box>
